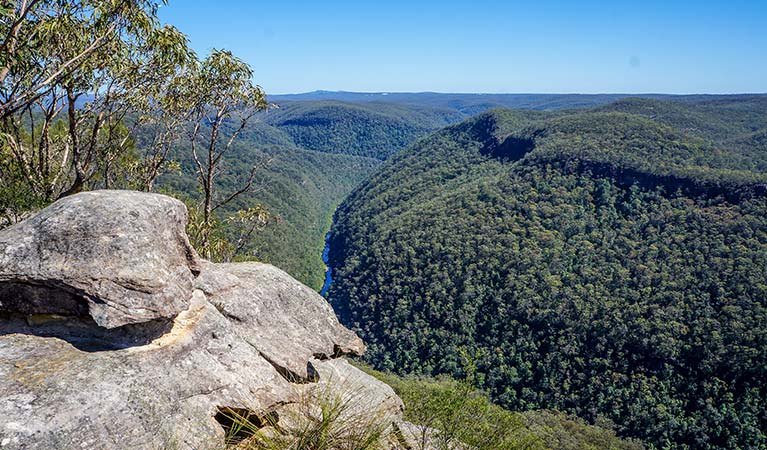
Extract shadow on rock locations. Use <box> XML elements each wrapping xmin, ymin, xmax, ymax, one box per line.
<box><xmin>0</xmin><ymin>313</ymin><xmax>173</xmax><ymax>352</ymax></box>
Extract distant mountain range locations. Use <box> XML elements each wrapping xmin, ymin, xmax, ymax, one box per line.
<box><xmin>269</xmin><ymin>91</ymin><xmax>767</xmax><ymax>114</ymax></box>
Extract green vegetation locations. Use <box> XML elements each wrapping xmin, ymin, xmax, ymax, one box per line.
<box><xmin>520</xmin><ymin>411</ymin><xmax>645</xmax><ymax>450</ymax></box>
<box><xmin>240</xmin><ymin>148</ymin><xmax>378</xmax><ymax>290</ymax></box>
<box><xmin>4</xmin><ymin>4</ymin><xmax>767</xmax><ymax>448</ymax></box>
<box><xmin>161</xmin><ymin>135</ymin><xmax>379</xmax><ymax>289</ymax></box>
<box><xmin>0</xmin><ymin>1</ymin><xmax>402</xmax><ymax>288</ymax></box>
<box><xmin>158</xmin><ymin>97</ymin><xmax>474</xmax><ymax>288</ymax></box>
<box><xmin>0</xmin><ymin>0</ymin><xmax>192</xmax><ymax>208</ymax></box>
<box><xmin>262</xmin><ymin>100</ymin><xmax>464</xmax><ymax>160</ymax></box>
<box><xmin>358</xmin><ymin>362</ymin><xmax>644</xmax><ymax>450</ymax></box>
<box><xmin>174</xmin><ymin>48</ymin><xmax>268</xmax><ymax>259</ymax></box>
<box><xmin>328</xmin><ymin>98</ymin><xmax>767</xmax><ymax>449</ymax></box>
<box><xmin>209</xmin><ymin>360</ymin><xmax>642</xmax><ymax>450</ymax></box>
<box><xmin>0</xmin><ymin>0</ymin><xmax>274</xmax><ymax>265</ymax></box>
<box><xmin>598</xmin><ymin>96</ymin><xmax>767</xmax><ymax>144</ymax></box>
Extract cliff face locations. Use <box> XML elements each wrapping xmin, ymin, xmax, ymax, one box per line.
<box><xmin>0</xmin><ymin>191</ymin><xmax>405</xmax><ymax>450</ymax></box>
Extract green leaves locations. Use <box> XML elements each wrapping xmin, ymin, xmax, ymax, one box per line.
<box><xmin>329</xmin><ymin>104</ymin><xmax>767</xmax><ymax>449</ymax></box>
<box><xmin>0</xmin><ymin>0</ymin><xmax>198</xmax><ymax>207</ymax></box>
<box><xmin>183</xmin><ymin>48</ymin><xmax>267</xmax><ymax>116</ymax></box>
<box><xmin>0</xmin><ymin>1</ymin><xmax>276</xmax><ymax>263</ymax></box>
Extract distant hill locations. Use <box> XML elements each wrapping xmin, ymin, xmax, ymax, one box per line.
<box><xmin>269</xmin><ymin>91</ymin><xmax>767</xmax><ymax>114</ymax></box>
<box><xmin>260</xmin><ymin>100</ymin><xmax>463</xmax><ymax>159</ymax></box>
<box><xmin>269</xmin><ymin>91</ymin><xmax>669</xmax><ymax>113</ymax></box>
<box><xmin>327</xmin><ymin>96</ymin><xmax>767</xmax><ymax>449</ymax></box>
<box><xmin>262</xmin><ymin>94</ymin><xmax>767</xmax><ymax>161</ymax></box>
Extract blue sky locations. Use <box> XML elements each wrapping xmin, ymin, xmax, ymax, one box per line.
<box><xmin>159</xmin><ymin>0</ymin><xmax>767</xmax><ymax>94</ymax></box>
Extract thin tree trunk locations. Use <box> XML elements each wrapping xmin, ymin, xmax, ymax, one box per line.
<box><xmin>200</xmin><ymin>115</ymin><xmax>222</xmax><ymax>258</ymax></box>
<box><xmin>58</xmin><ymin>88</ymin><xmax>84</xmax><ymax>198</ymax></box>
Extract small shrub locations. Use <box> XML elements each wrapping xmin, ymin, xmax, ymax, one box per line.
<box><xmin>218</xmin><ymin>381</ymin><xmax>395</xmax><ymax>450</ymax></box>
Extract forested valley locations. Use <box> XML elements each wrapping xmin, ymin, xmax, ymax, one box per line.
<box><xmin>327</xmin><ymin>96</ymin><xmax>767</xmax><ymax>449</ymax></box>
<box><xmin>2</xmin><ymin>2</ymin><xmax>765</xmax><ymax>449</ymax></box>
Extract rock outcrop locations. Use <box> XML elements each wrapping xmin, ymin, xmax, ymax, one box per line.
<box><xmin>196</xmin><ymin>262</ymin><xmax>365</xmax><ymax>383</ymax></box>
<box><xmin>0</xmin><ymin>191</ymin><xmax>405</xmax><ymax>450</ymax></box>
<box><xmin>0</xmin><ymin>191</ymin><xmax>200</xmax><ymax>329</ymax></box>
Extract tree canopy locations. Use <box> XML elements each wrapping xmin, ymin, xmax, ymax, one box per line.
<box><xmin>328</xmin><ymin>99</ymin><xmax>767</xmax><ymax>449</ymax></box>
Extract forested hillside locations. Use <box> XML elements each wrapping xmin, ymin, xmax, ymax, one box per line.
<box><xmin>270</xmin><ymin>91</ymin><xmax>676</xmax><ymax>114</ymax></box>
<box><xmin>158</xmin><ymin>98</ymin><xmax>569</xmax><ymax>288</ymax></box>
<box><xmin>261</xmin><ymin>100</ymin><xmax>464</xmax><ymax>159</ymax></box>
<box><xmin>163</xmin><ymin>95</ymin><xmax>767</xmax><ymax>290</ymax></box>
<box><xmin>161</xmin><ymin>100</ymin><xmax>467</xmax><ymax>288</ymax></box>
<box><xmin>327</xmin><ymin>97</ymin><xmax>767</xmax><ymax>449</ymax></box>
<box><xmin>359</xmin><ymin>362</ymin><xmax>645</xmax><ymax>450</ymax></box>
<box><xmin>159</xmin><ymin>123</ymin><xmax>379</xmax><ymax>289</ymax></box>
<box><xmin>152</xmin><ymin>98</ymin><xmax>480</xmax><ymax>288</ymax></box>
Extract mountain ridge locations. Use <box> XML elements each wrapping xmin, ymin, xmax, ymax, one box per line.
<box><xmin>326</xmin><ymin>97</ymin><xmax>767</xmax><ymax>449</ymax></box>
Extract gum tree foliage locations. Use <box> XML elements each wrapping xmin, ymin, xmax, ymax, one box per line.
<box><xmin>0</xmin><ymin>0</ymin><xmax>192</xmax><ymax>215</ymax></box>
<box><xmin>180</xmin><ymin>48</ymin><xmax>269</xmax><ymax>259</ymax></box>
<box><xmin>0</xmin><ymin>1</ymin><xmax>271</xmax><ymax>263</ymax></box>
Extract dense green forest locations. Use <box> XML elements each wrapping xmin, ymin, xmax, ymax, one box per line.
<box><xmin>159</xmin><ymin>123</ymin><xmax>379</xmax><ymax>289</ymax></box>
<box><xmin>159</xmin><ymin>96</ymin><xmax>614</xmax><ymax>288</ymax></box>
<box><xmin>156</xmin><ymin>100</ymin><xmax>469</xmax><ymax>288</ymax></box>
<box><xmin>261</xmin><ymin>100</ymin><xmax>464</xmax><ymax>159</ymax></box>
<box><xmin>327</xmin><ymin>97</ymin><xmax>767</xmax><ymax>449</ymax></box>
<box><xmin>6</xmin><ymin>87</ymin><xmax>664</xmax><ymax>291</ymax></box>
<box><xmin>227</xmin><ymin>96</ymin><xmax>757</xmax><ymax>289</ymax></box>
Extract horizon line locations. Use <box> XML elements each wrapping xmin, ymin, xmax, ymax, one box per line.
<box><xmin>268</xmin><ymin>90</ymin><xmax>767</xmax><ymax>97</ymax></box>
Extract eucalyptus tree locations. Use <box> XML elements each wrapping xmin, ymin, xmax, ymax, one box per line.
<box><xmin>109</xmin><ymin>25</ymin><xmax>197</xmax><ymax>192</ymax></box>
<box><xmin>0</xmin><ymin>2</ymin><xmax>271</xmax><ymax>260</ymax></box>
<box><xmin>0</xmin><ymin>0</ymin><xmax>192</xmax><ymax>210</ymax></box>
<box><xmin>182</xmin><ymin>49</ymin><xmax>269</xmax><ymax>259</ymax></box>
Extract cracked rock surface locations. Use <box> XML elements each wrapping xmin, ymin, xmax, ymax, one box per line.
<box><xmin>0</xmin><ymin>190</ymin><xmax>403</xmax><ymax>450</ymax></box>
<box><xmin>196</xmin><ymin>261</ymin><xmax>365</xmax><ymax>382</ymax></box>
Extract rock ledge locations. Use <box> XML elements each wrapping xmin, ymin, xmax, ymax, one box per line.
<box><xmin>0</xmin><ymin>190</ymin><xmax>405</xmax><ymax>450</ymax></box>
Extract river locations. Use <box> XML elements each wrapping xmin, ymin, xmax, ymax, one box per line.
<box><xmin>319</xmin><ymin>231</ymin><xmax>333</xmax><ymax>297</ymax></box>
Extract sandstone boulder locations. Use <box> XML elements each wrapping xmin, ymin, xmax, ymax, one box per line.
<box><xmin>0</xmin><ymin>190</ymin><xmax>201</xmax><ymax>329</ymax></box>
<box><xmin>0</xmin><ymin>290</ymin><xmax>296</xmax><ymax>449</ymax></box>
<box><xmin>309</xmin><ymin>357</ymin><xmax>404</xmax><ymax>420</ymax></box>
<box><xmin>196</xmin><ymin>262</ymin><xmax>365</xmax><ymax>382</ymax></box>
<box><xmin>0</xmin><ymin>191</ymin><xmax>404</xmax><ymax>450</ymax></box>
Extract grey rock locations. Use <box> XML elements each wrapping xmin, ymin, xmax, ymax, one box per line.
<box><xmin>0</xmin><ymin>190</ymin><xmax>201</xmax><ymax>329</ymax></box>
<box><xmin>308</xmin><ymin>357</ymin><xmax>404</xmax><ymax>421</ymax></box>
<box><xmin>0</xmin><ymin>264</ymin><xmax>377</xmax><ymax>450</ymax></box>
<box><xmin>0</xmin><ymin>290</ymin><xmax>297</xmax><ymax>450</ymax></box>
<box><xmin>196</xmin><ymin>262</ymin><xmax>365</xmax><ymax>382</ymax></box>
<box><xmin>256</xmin><ymin>359</ymin><xmax>404</xmax><ymax>447</ymax></box>
<box><xmin>0</xmin><ymin>190</ymin><xmax>396</xmax><ymax>450</ymax></box>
